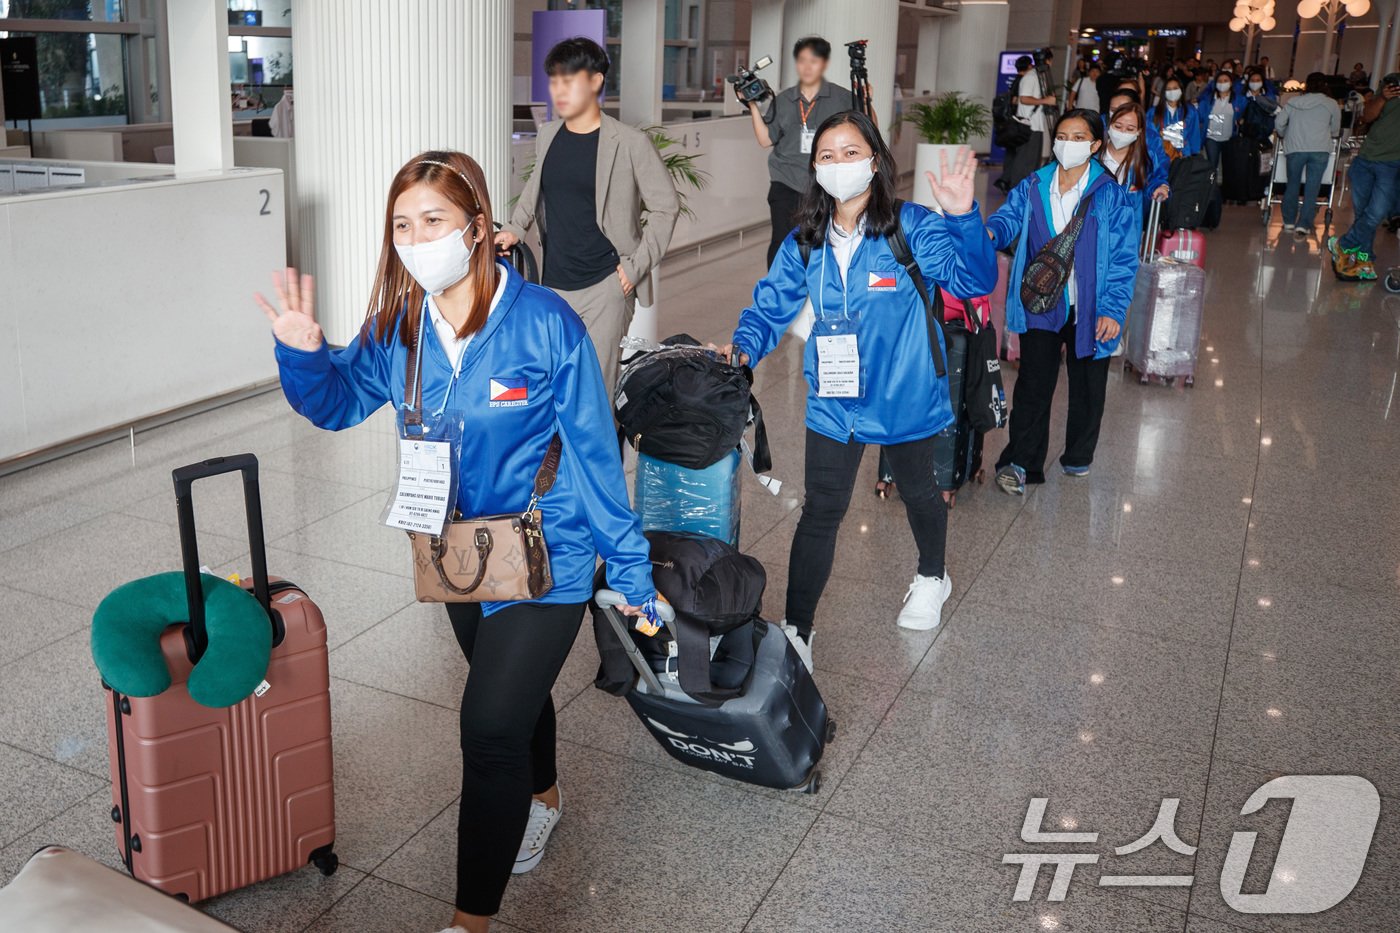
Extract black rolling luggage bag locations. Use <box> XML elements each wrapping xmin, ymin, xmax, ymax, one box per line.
<box><xmin>592</xmin><ymin>590</ymin><xmax>833</xmax><ymax>793</ymax></box>
<box><xmin>1221</xmin><ymin>137</ymin><xmax>1267</xmax><ymax>203</ymax></box>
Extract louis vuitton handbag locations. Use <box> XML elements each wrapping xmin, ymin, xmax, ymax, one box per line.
<box><xmin>402</xmin><ymin>330</ymin><xmax>559</xmax><ymax>603</ymax></box>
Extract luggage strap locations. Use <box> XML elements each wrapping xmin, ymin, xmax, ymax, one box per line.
<box><xmin>798</xmin><ymin>201</ymin><xmax>947</xmax><ymax>378</ymax></box>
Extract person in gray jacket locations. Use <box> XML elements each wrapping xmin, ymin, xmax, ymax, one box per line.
<box><xmin>496</xmin><ymin>38</ymin><xmax>679</xmax><ymax>394</ymax></box>
<box><xmin>1274</xmin><ymin>72</ymin><xmax>1342</xmax><ymax>240</ymax></box>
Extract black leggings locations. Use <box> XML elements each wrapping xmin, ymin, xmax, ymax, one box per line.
<box><xmin>785</xmin><ymin>429</ymin><xmax>948</xmax><ymax>636</ymax></box>
<box><xmin>445</xmin><ymin>600</ymin><xmax>586</xmax><ymax>916</ymax></box>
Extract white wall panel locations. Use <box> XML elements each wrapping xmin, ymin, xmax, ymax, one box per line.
<box><xmin>293</xmin><ymin>0</ymin><xmax>513</xmax><ymax>345</ymax></box>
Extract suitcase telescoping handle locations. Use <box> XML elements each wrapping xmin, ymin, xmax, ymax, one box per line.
<box><xmin>172</xmin><ymin>453</ymin><xmax>277</xmax><ymax>661</ymax></box>
<box><xmin>1142</xmin><ymin>198</ymin><xmax>1162</xmax><ymax>264</ymax></box>
<box><xmin>595</xmin><ymin>589</ymin><xmax>675</xmax><ymax>696</ymax></box>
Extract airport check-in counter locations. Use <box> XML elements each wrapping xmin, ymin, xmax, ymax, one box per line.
<box><xmin>0</xmin><ymin>166</ymin><xmax>286</xmax><ymax>465</ymax></box>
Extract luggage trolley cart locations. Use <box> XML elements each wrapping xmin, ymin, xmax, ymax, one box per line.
<box><xmin>1260</xmin><ymin>136</ymin><xmax>1344</xmax><ymax>232</ymax></box>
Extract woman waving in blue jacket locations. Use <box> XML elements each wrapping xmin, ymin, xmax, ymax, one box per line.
<box><xmin>255</xmin><ymin>150</ymin><xmax>658</xmax><ymax>933</ymax></box>
<box><xmin>719</xmin><ymin>111</ymin><xmax>996</xmax><ymax>665</ymax></box>
<box><xmin>1100</xmin><ymin>101</ymin><xmax>1170</xmax><ymax>225</ymax></box>
<box><xmin>987</xmin><ymin>109</ymin><xmax>1139</xmax><ymax>495</ymax></box>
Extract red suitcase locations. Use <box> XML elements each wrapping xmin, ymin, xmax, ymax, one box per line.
<box><xmin>1157</xmin><ymin>228</ymin><xmax>1206</xmax><ymax>268</ymax></box>
<box><xmin>104</xmin><ymin>454</ymin><xmax>337</xmax><ymax>903</ymax></box>
<box><xmin>988</xmin><ymin>251</ymin><xmax>1018</xmax><ymax>362</ymax></box>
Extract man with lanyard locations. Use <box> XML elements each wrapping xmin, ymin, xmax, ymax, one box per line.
<box><xmin>747</xmin><ymin>36</ymin><xmax>855</xmax><ymax>268</ymax></box>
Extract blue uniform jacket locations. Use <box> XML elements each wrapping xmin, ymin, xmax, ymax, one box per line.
<box><xmin>985</xmin><ymin>160</ymin><xmax>1138</xmax><ymax>360</ymax></box>
<box><xmin>731</xmin><ymin>201</ymin><xmax>997</xmax><ymax>446</ymax></box>
<box><xmin>1147</xmin><ymin>102</ymin><xmax>1201</xmax><ymax>156</ymax></box>
<box><xmin>1103</xmin><ymin>132</ymin><xmax>1170</xmax><ymax>226</ymax></box>
<box><xmin>273</xmin><ymin>260</ymin><xmax>654</xmax><ymax>614</ymax></box>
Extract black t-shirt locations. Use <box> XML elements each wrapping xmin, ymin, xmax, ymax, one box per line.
<box><xmin>539</xmin><ymin>124</ymin><xmax>620</xmax><ymax>291</ymax></box>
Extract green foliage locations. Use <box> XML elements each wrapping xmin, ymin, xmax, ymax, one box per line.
<box><xmin>901</xmin><ymin>93</ymin><xmax>991</xmax><ymax>146</ymax></box>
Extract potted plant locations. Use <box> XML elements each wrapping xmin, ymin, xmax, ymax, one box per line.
<box><xmin>902</xmin><ymin>92</ymin><xmax>990</xmax><ymax>213</ymax></box>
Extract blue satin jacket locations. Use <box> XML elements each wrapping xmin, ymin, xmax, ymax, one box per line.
<box><xmin>273</xmin><ymin>260</ymin><xmax>654</xmax><ymax>614</ymax></box>
<box><xmin>986</xmin><ymin>160</ymin><xmax>1138</xmax><ymax>360</ymax></box>
<box><xmin>731</xmin><ymin>201</ymin><xmax>998</xmax><ymax>446</ymax></box>
<box><xmin>1147</xmin><ymin>102</ymin><xmax>1202</xmax><ymax>157</ymax></box>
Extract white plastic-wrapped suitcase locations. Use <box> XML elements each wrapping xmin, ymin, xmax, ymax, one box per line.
<box><xmin>1124</xmin><ymin>201</ymin><xmax>1207</xmax><ymax>387</ymax></box>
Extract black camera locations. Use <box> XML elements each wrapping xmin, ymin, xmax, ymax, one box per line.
<box><xmin>846</xmin><ymin>39</ymin><xmax>868</xmax><ymax>65</ymax></box>
<box><xmin>728</xmin><ymin>55</ymin><xmax>775</xmax><ymax>106</ymax></box>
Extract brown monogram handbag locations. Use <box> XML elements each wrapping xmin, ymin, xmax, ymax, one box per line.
<box><xmin>401</xmin><ymin>325</ymin><xmax>560</xmax><ymax>603</ymax></box>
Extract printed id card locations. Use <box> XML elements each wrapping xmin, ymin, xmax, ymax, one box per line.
<box><xmin>816</xmin><ymin>333</ymin><xmax>860</xmax><ymax>398</ymax></box>
<box><xmin>800</xmin><ymin>126</ymin><xmax>815</xmax><ymax>154</ymax></box>
<box><xmin>382</xmin><ymin>408</ymin><xmax>464</xmax><ymax>535</ymax></box>
<box><xmin>385</xmin><ymin>437</ymin><xmax>454</xmax><ymax>533</ymax></box>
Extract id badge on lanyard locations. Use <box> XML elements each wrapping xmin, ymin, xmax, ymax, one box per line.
<box><xmin>813</xmin><ymin>239</ymin><xmax>863</xmax><ymax>399</ymax></box>
<box><xmin>798</xmin><ymin>96</ymin><xmax>816</xmax><ymax>154</ymax></box>
<box><xmin>380</xmin><ymin>302</ymin><xmax>467</xmax><ymax>535</ymax></box>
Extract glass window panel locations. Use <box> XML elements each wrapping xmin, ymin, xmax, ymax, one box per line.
<box><xmin>2</xmin><ymin>1</ymin><xmax>126</xmax><ymax>23</ymax></box>
<box><xmin>2</xmin><ymin>30</ymin><xmax>128</xmax><ymax>125</ymax></box>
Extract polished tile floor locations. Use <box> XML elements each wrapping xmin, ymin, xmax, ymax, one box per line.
<box><xmin>1</xmin><ymin>187</ymin><xmax>1398</xmax><ymax>933</ymax></box>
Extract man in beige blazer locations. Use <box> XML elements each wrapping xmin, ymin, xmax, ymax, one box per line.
<box><xmin>496</xmin><ymin>37</ymin><xmax>680</xmax><ymax>395</ymax></box>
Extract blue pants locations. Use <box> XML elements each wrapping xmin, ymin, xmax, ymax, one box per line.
<box><xmin>1339</xmin><ymin>157</ymin><xmax>1400</xmax><ymax>255</ymax></box>
<box><xmin>1203</xmin><ymin>137</ymin><xmax>1227</xmax><ymax>176</ymax></box>
<box><xmin>1281</xmin><ymin>150</ymin><xmax>1330</xmax><ymax>229</ymax></box>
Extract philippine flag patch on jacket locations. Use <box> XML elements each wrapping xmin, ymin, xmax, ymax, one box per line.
<box><xmin>489</xmin><ymin>376</ymin><xmax>529</xmax><ymax>408</ymax></box>
<box><xmin>868</xmin><ymin>270</ymin><xmax>897</xmax><ymax>291</ymax></box>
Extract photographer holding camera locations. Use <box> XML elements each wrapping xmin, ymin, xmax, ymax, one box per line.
<box><xmin>744</xmin><ymin>36</ymin><xmax>855</xmax><ymax>267</ymax></box>
<box><xmin>1000</xmin><ymin>54</ymin><xmax>1056</xmax><ymax>191</ymax></box>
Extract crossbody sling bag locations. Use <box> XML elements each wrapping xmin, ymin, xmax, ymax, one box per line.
<box><xmin>1020</xmin><ymin>187</ymin><xmax>1095</xmax><ymax>316</ymax></box>
<box><xmin>402</xmin><ymin>325</ymin><xmax>561</xmax><ymax>603</ymax></box>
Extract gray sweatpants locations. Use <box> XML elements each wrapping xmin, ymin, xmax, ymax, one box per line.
<box><xmin>551</xmin><ymin>273</ymin><xmax>636</xmax><ymax>399</ymax></box>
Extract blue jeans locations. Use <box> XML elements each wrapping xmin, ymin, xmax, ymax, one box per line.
<box><xmin>1203</xmin><ymin>137</ymin><xmax>1228</xmax><ymax>177</ymax></box>
<box><xmin>1339</xmin><ymin>157</ymin><xmax>1400</xmax><ymax>254</ymax></box>
<box><xmin>1282</xmin><ymin>150</ymin><xmax>1329</xmax><ymax>229</ymax></box>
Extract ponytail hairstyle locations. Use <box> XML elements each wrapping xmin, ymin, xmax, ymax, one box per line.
<box><xmin>1104</xmin><ymin>103</ymin><xmax>1149</xmax><ymax>191</ymax></box>
<box><xmin>794</xmin><ymin>110</ymin><xmax>900</xmax><ymax>249</ymax></box>
<box><xmin>362</xmin><ymin>150</ymin><xmax>498</xmax><ymax>347</ymax></box>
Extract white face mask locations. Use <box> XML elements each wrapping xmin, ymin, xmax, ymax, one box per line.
<box><xmin>1053</xmin><ymin>139</ymin><xmax>1095</xmax><ymax>170</ymax></box>
<box><xmin>1248</xmin><ymin>80</ymin><xmax>1263</xmax><ymax>91</ymax></box>
<box><xmin>1108</xmin><ymin>127</ymin><xmax>1140</xmax><ymax>149</ymax></box>
<box><xmin>1165</xmin><ymin>88</ymin><xmax>1183</xmax><ymax>102</ymax></box>
<box><xmin>1217</xmin><ymin>82</ymin><xmax>1233</xmax><ymax>93</ymax></box>
<box><xmin>814</xmin><ymin>157</ymin><xmax>875</xmax><ymax>203</ymax></box>
<box><xmin>395</xmin><ymin>227</ymin><xmax>478</xmax><ymax>296</ymax></box>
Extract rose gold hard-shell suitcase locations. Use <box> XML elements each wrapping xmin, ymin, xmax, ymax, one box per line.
<box><xmin>103</xmin><ymin>454</ymin><xmax>337</xmax><ymax>903</ymax></box>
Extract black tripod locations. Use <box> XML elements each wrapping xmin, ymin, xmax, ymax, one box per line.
<box><xmin>847</xmin><ymin>40</ymin><xmax>875</xmax><ymax>126</ymax></box>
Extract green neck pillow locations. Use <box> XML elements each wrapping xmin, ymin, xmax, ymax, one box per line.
<box><xmin>92</xmin><ymin>572</ymin><xmax>273</xmax><ymax>708</ymax></box>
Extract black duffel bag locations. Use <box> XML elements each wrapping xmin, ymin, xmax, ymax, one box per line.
<box><xmin>591</xmin><ymin>530</ymin><xmax>767</xmax><ymax>705</ymax></box>
<box><xmin>615</xmin><ymin>334</ymin><xmax>771</xmax><ymax>472</ymax></box>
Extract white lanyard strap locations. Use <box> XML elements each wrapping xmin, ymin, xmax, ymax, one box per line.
<box><xmin>405</xmin><ymin>297</ymin><xmax>466</xmax><ymax>421</ymax></box>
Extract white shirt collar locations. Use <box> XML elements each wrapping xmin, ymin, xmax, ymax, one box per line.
<box><xmin>426</xmin><ymin>261</ymin><xmax>509</xmax><ymax>368</ymax></box>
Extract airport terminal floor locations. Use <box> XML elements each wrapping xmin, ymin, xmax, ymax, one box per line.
<box><xmin>1</xmin><ymin>186</ymin><xmax>1397</xmax><ymax>932</ymax></box>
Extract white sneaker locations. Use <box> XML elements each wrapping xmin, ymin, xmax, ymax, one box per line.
<box><xmin>895</xmin><ymin>573</ymin><xmax>953</xmax><ymax>630</ymax></box>
<box><xmin>778</xmin><ymin>620</ymin><xmax>814</xmax><ymax>673</ymax></box>
<box><xmin>435</xmin><ymin>927</ymin><xmax>467</xmax><ymax>932</ymax></box>
<box><xmin>513</xmin><ymin>788</ymin><xmax>562</xmax><ymax>874</ymax></box>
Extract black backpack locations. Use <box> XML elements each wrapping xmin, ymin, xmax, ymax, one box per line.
<box><xmin>1164</xmin><ymin>153</ymin><xmax>1216</xmax><ymax>230</ymax></box>
<box><xmin>615</xmin><ymin>335</ymin><xmax>771</xmax><ymax>472</ymax></box>
<box><xmin>992</xmin><ymin>88</ymin><xmax>1031</xmax><ymax>150</ymax></box>
<box><xmin>591</xmin><ymin>531</ymin><xmax>767</xmax><ymax>706</ymax></box>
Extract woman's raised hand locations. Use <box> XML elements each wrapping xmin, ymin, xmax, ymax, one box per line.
<box><xmin>255</xmin><ymin>267</ymin><xmax>323</xmax><ymax>352</ymax></box>
<box><xmin>925</xmin><ymin>146</ymin><xmax>978</xmax><ymax>216</ymax></box>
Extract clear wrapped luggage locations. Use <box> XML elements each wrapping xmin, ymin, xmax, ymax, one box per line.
<box><xmin>633</xmin><ymin>449</ymin><xmax>741</xmax><ymax>545</ymax></box>
<box><xmin>1125</xmin><ymin>201</ymin><xmax>1207</xmax><ymax>386</ymax></box>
